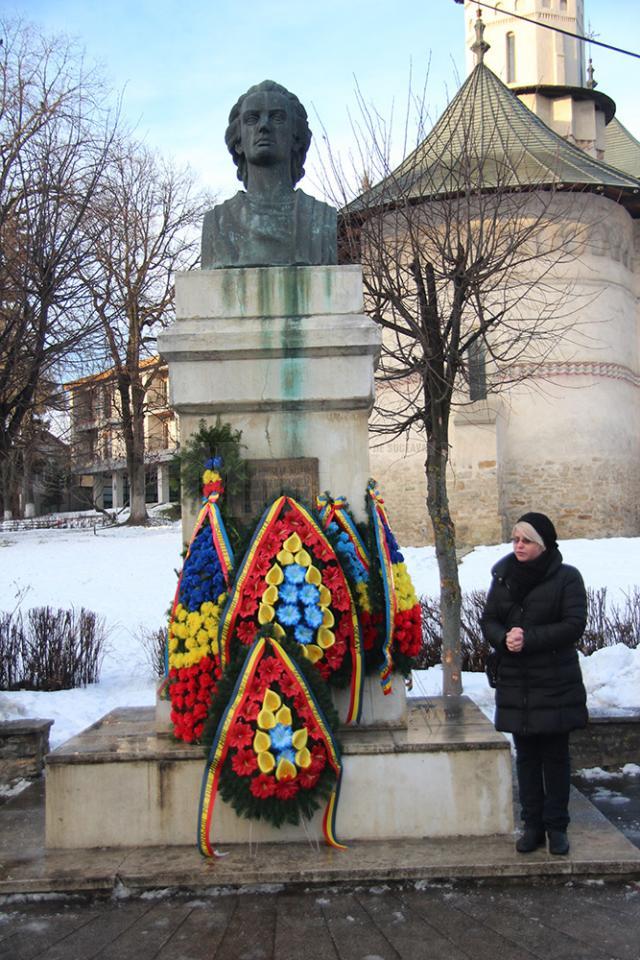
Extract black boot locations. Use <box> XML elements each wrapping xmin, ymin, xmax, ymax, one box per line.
<box><xmin>548</xmin><ymin>830</ymin><xmax>570</xmax><ymax>855</ymax></box>
<box><xmin>515</xmin><ymin>827</ymin><xmax>546</xmax><ymax>853</ymax></box>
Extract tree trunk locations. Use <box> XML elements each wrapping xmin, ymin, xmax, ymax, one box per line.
<box><xmin>425</xmin><ymin>437</ymin><xmax>463</xmax><ymax>696</ymax></box>
<box><xmin>126</xmin><ymin>376</ymin><xmax>148</xmax><ymax>525</ymax></box>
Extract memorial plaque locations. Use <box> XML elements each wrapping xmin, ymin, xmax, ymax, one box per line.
<box><xmin>229</xmin><ymin>457</ymin><xmax>319</xmax><ymax>523</ymax></box>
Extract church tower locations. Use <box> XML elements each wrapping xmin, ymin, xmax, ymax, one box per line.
<box><xmin>463</xmin><ymin>1</ymin><xmax>614</xmax><ymax>159</ymax></box>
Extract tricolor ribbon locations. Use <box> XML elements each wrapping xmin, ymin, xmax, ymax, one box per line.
<box><xmin>368</xmin><ymin>480</ymin><xmax>396</xmax><ymax>694</ymax></box>
<box><xmin>316</xmin><ymin>493</ymin><xmax>370</xmax><ymax>574</ymax></box>
<box><xmin>197</xmin><ymin>635</ymin><xmax>346</xmax><ymax>856</ymax></box>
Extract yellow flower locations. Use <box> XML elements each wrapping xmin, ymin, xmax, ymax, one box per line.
<box><xmin>302</xmin><ymin>644</ymin><xmax>323</xmax><ymax>664</ymax></box>
<box><xmin>266</xmin><ymin>564</ymin><xmax>284</xmax><ymax>585</ymax></box>
<box><xmin>292</xmin><ymin>728</ymin><xmax>308</xmax><ymax>750</ymax></box>
<box><xmin>263</xmin><ymin>689</ymin><xmax>281</xmax><ymax>712</ymax></box>
<box><xmin>276</xmin><ymin>757</ymin><xmax>297</xmax><ymax>781</ymax></box>
<box><xmin>258</xmin><ymin>603</ymin><xmax>275</xmax><ymax>624</ymax></box>
<box><xmin>283</xmin><ymin>533</ymin><xmax>302</xmax><ymax>553</ymax></box>
<box><xmin>262</xmin><ymin>584</ymin><xmax>279</xmax><ymax>605</ymax></box>
<box><xmin>253</xmin><ymin>731</ymin><xmax>271</xmax><ymax>753</ymax></box>
<box><xmin>317</xmin><ymin>627</ymin><xmax>335</xmax><ymax>650</ymax></box>
<box><xmin>305</xmin><ymin>566</ymin><xmax>322</xmax><ymax>586</ymax></box>
<box><xmin>257</xmin><ymin>709</ymin><xmax>276</xmax><ymax>730</ymax></box>
<box><xmin>275</xmin><ymin>705</ymin><xmax>292</xmax><ymax>726</ymax></box>
<box><xmin>295</xmin><ymin>747</ymin><xmax>311</xmax><ymax>769</ymax></box>
<box><xmin>318</xmin><ymin>584</ymin><xmax>331</xmax><ymax>605</ymax></box>
<box><xmin>187</xmin><ymin>611</ymin><xmax>202</xmax><ymax>634</ymax></box>
<box><xmin>258</xmin><ymin>751</ymin><xmax>275</xmax><ymax>773</ymax></box>
<box><xmin>355</xmin><ymin>581</ymin><xmax>371</xmax><ymax>613</ymax></box>
<box><xmin>168</xmin><ymin>637</ymin><xmax>179</xmax><ymax>652</ymax></box>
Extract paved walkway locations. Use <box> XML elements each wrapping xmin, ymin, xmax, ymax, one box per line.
<box><xmin>1</xmin><ymin>879</ymin><xmax>640</xmax><ymax>959</ymax></box>
<box><xmin>2</xmin><ymin>776</ymin><xmax>640</xmax><ymax>959</ymax></box>
<box><xmin>1</xmin><ymin>777</ymin><xmax>640</xmax><ymax>898</ymax></box>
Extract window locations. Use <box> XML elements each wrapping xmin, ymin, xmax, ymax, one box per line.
<box><xmin>506</xmin><ymin>32</ymin><xmax>516</xmax><ymax>83</ymax></box>
<box><xmin>469</xmin><ymin>341</ymin><xmax>487</xmax><ymax>401</ymax></box>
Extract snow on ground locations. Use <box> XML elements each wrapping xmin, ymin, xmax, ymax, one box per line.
<box><xmin>0</xmin><ymin>523</ymin><xmax>639</xmax><ymax>749</ymax></box>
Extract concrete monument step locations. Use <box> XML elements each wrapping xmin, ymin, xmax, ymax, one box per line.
<box><xmin>45</xmin><ymin>696</ymin><xmax>513</xmax><ymax>849</ymax></box>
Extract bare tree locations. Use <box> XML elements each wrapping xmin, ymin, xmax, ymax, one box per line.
<box><xmin>323</xmin><ymin>64</ymin><xmax>595</xmax><ymax>694</ymax></box>
<box><xmin>81</xmin><ymin>140</ymin><xmax>208</xmax><ymax>524</ymax></box>
<box><xmin>0</xmin><ymin>17</ymin><xmax>117</xmax><ymax>516</ymax></box>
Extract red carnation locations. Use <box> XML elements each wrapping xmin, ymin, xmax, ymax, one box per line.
<box><xmin>236</xmin><ymin>619</ymin><xmax>258</xmax><ymax>646</ymax></box>
<box><xmin>298</xmin><ymin>769</ymin><xmax>320</xmax><ymax>790</ymax></box>
<box><xmin>258</xmin><ymin>657</ymin><xmax>284</xmax><ymax>685</ymax></box>
<box><xmin>250</xmin><ymin>773</ymin><xmax>277</xmax><ymax>798</ymax></box>
<box><xmin>228</xmin><ymin>721</ymin><xmax>254</xmax><ymax>749</ymax></box>
<box><xmin>320</xmin><ymin>564</ymin><xmax>345</xmax><ymax>591</ymax></box>
<box><xmin>277</xmin><ymin>673</ymin><xmax>300</xmax><ymax>698</ymax></box>
<box><xmin>231</xmin><ymin>749</ymin><xmax>258</xmax><ymax>777</ymax></box>
<box><xmin>240</xmin><ymin>698</ymin><xmax>261</xmax><ymax>721</ymax></box>
<box><xmin>274</xmin><ymin>779</ymin><xmax>299</xmax><ymax>800</ymax></box>
<box><xmin>238</xmin><ymin>593</ymin><xmax>260</xmax><ymax>618</ymax></box>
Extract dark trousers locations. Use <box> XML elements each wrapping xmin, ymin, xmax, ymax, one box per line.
<box><xmin>513</xmin><ymin>732</ymin><xmax>571</xmax><ymax>832</ymax></box>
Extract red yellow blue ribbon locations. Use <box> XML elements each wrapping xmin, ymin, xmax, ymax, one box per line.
<box><xmin>218</xmin><ymin>497</ymin><xmax>285</xmax><ymax>669</ymax></box>
<box><xmin>316</xmin><ymin>493</ymin><xmax>370</xmax><ymax>573</ymax></box>
<box><xmin>197</xmin><ymin>637</ymin><xmax>265</xmax><ymax>857</ymax></box>
<box><xmin>368</xmin><ymin>481</ymin><xmax>396</xmax><ymax>694</ymax></box>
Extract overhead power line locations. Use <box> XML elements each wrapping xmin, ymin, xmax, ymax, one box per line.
<box><xmin>452</xmin><ymin>0</ymin><xmax>640</xmax><ymax>60</ymax></box>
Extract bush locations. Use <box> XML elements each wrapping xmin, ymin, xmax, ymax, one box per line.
<box><xmin>0</xmin><ymin>607</ymin><xmax>108</xmax><ymax>690</ymax></box>
<box><xmin>417</xmin><ymin>586</ymin><xmax>640</xmax><ymax>672</ymax></box>
<box><xmin>138</xmin><ymin>625</ymin><xmax>168</xmax><ymax>679</ymax></box>
<box><xmin>417</xmin><ymin>590</ymin><xmax>491</xmax><ymax>671</ymax></box>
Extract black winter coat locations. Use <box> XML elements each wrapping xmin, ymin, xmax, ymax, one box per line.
<box><xmin>480</xmin><ymin>550</ymin><xmax>588</xmax><ymax>735</ymax></box>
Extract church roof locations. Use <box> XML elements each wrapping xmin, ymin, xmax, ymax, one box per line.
<box><xmin>604</xmin><ymin>117</ymin><xmax>640</xmax><ymax>180</ymax></box>
<box><xmin>347</xmin><ymin>62</ymin><xmax>640</xmax><ymax>216</ymax></box>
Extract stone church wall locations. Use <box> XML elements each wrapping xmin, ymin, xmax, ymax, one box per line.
<box><xmin>368</xmin><ymin>195</ymin><xmax>640</xmax><ymax>549</ymax></box>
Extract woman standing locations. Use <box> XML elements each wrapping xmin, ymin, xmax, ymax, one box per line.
<box><xmin>481</xmin><ymin>512</ymin><xmax>588</xmax><ymax>856</ymax></box>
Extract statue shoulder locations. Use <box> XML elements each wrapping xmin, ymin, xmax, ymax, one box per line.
<box><xmin>201</xmin><ymin>193</ymin><xmax>248</xmax><ymax>269</ymax></box>
<box><xmin>294</xmin><ymin>189</ymin><xmax>337</xmax><ymax>220</ymax></box>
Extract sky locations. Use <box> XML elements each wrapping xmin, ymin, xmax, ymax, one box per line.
<box><xmin>5</xmin><ymin>1</ymin><xmax>640</xmax><ymax>203</ymax></box>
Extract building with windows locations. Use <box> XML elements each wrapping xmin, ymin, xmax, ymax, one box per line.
<box><xmin>367</xmin><ymin>0</ymin><xmax>640</xmax><ymax>546</ymax></box>
<box><xmin>65</xmin><ymin>358</ymin><xmax>179</xmax><ymax>511</ymax></box>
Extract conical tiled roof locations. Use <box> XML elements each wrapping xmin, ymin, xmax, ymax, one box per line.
<box><xmin>347</xmin><ymin>62</ymin><xmax>640</xmax><ymax>215</ymax></box>
<box><xmin>605</xmin><ymin>117</ymin><xmax>640</xmax><ymax>180</ymax></box>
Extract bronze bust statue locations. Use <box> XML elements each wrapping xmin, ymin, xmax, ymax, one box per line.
<box><xmin>201</xmin><ymin>80</ymin><xmax>337</xmax><ymax>269</ymax></box>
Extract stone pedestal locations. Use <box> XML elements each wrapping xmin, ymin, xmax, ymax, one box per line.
<box><xmin>157</xmin><ymin>264</ymin><xmax>380</xmax><ymax>538</ymax></box>
<box><xmin>45</xmin><ymin>700</ymin><xmax>513</xmax><ymax>849</ymax></box>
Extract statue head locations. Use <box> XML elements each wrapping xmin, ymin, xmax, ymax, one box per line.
<box><xmin>225</xmin><ymin>80</ymin><xmax>312</xmax><ymax>189</ymax></box>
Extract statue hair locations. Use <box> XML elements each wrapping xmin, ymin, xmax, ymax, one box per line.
<box><xmin>225</xmin><ymin>80</ymin><xmax>312</xmax><ymax>188</ymax></box>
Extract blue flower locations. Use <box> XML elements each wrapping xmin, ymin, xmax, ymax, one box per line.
<box><xmin>270</xmin><ymin>723</ymin><xmax>293</xmax><ymax>751</ymax></box>
<box><xmin>284</xmin><ymin>563</ymin><xmax>306</xmax><ymax>584</ymax></box>
<box><xmin>299</xmin><ymin>583</ymin><xmax>320</xmax><ymax>606</ymax></box>
<box><xmin>294</xmin><ymin>624</ymin><xmax>314</xmax><ymax>645</ymax></box>
<box><xmin>304</xmin><ymin>605</ymin><xmax>323</xmax><ymax>629</ymax></box>
<box><xmin>278</xmin><ymin>747</ymin><xmax>296</xmax><ymax>765</ymax></box>
<box><xmin>279</xmin><ymin>582</ymin><xmax>300</xmax><ymax>605</ymax></box>
<box><xmin>277</xmin><ymin>604</ymin><xmax>301</xmax><ymax>626</ymax></box>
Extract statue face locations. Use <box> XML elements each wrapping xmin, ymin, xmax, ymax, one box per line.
<box><xmin>237</xmin><ymin>90</ymin><xmax>294</xmax><ymax>175</ymax></box>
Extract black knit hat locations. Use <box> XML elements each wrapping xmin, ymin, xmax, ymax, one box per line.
<box><xmin>517</xmin><ymin>512</ymin><xmax>558</xmax><ymax>551</ymax></box>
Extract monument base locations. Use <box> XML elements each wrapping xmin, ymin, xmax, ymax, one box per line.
<box><xmin>45</xmin><ymin>697</ymin><xmax>513</xmax><ymax>849</ymax></box>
